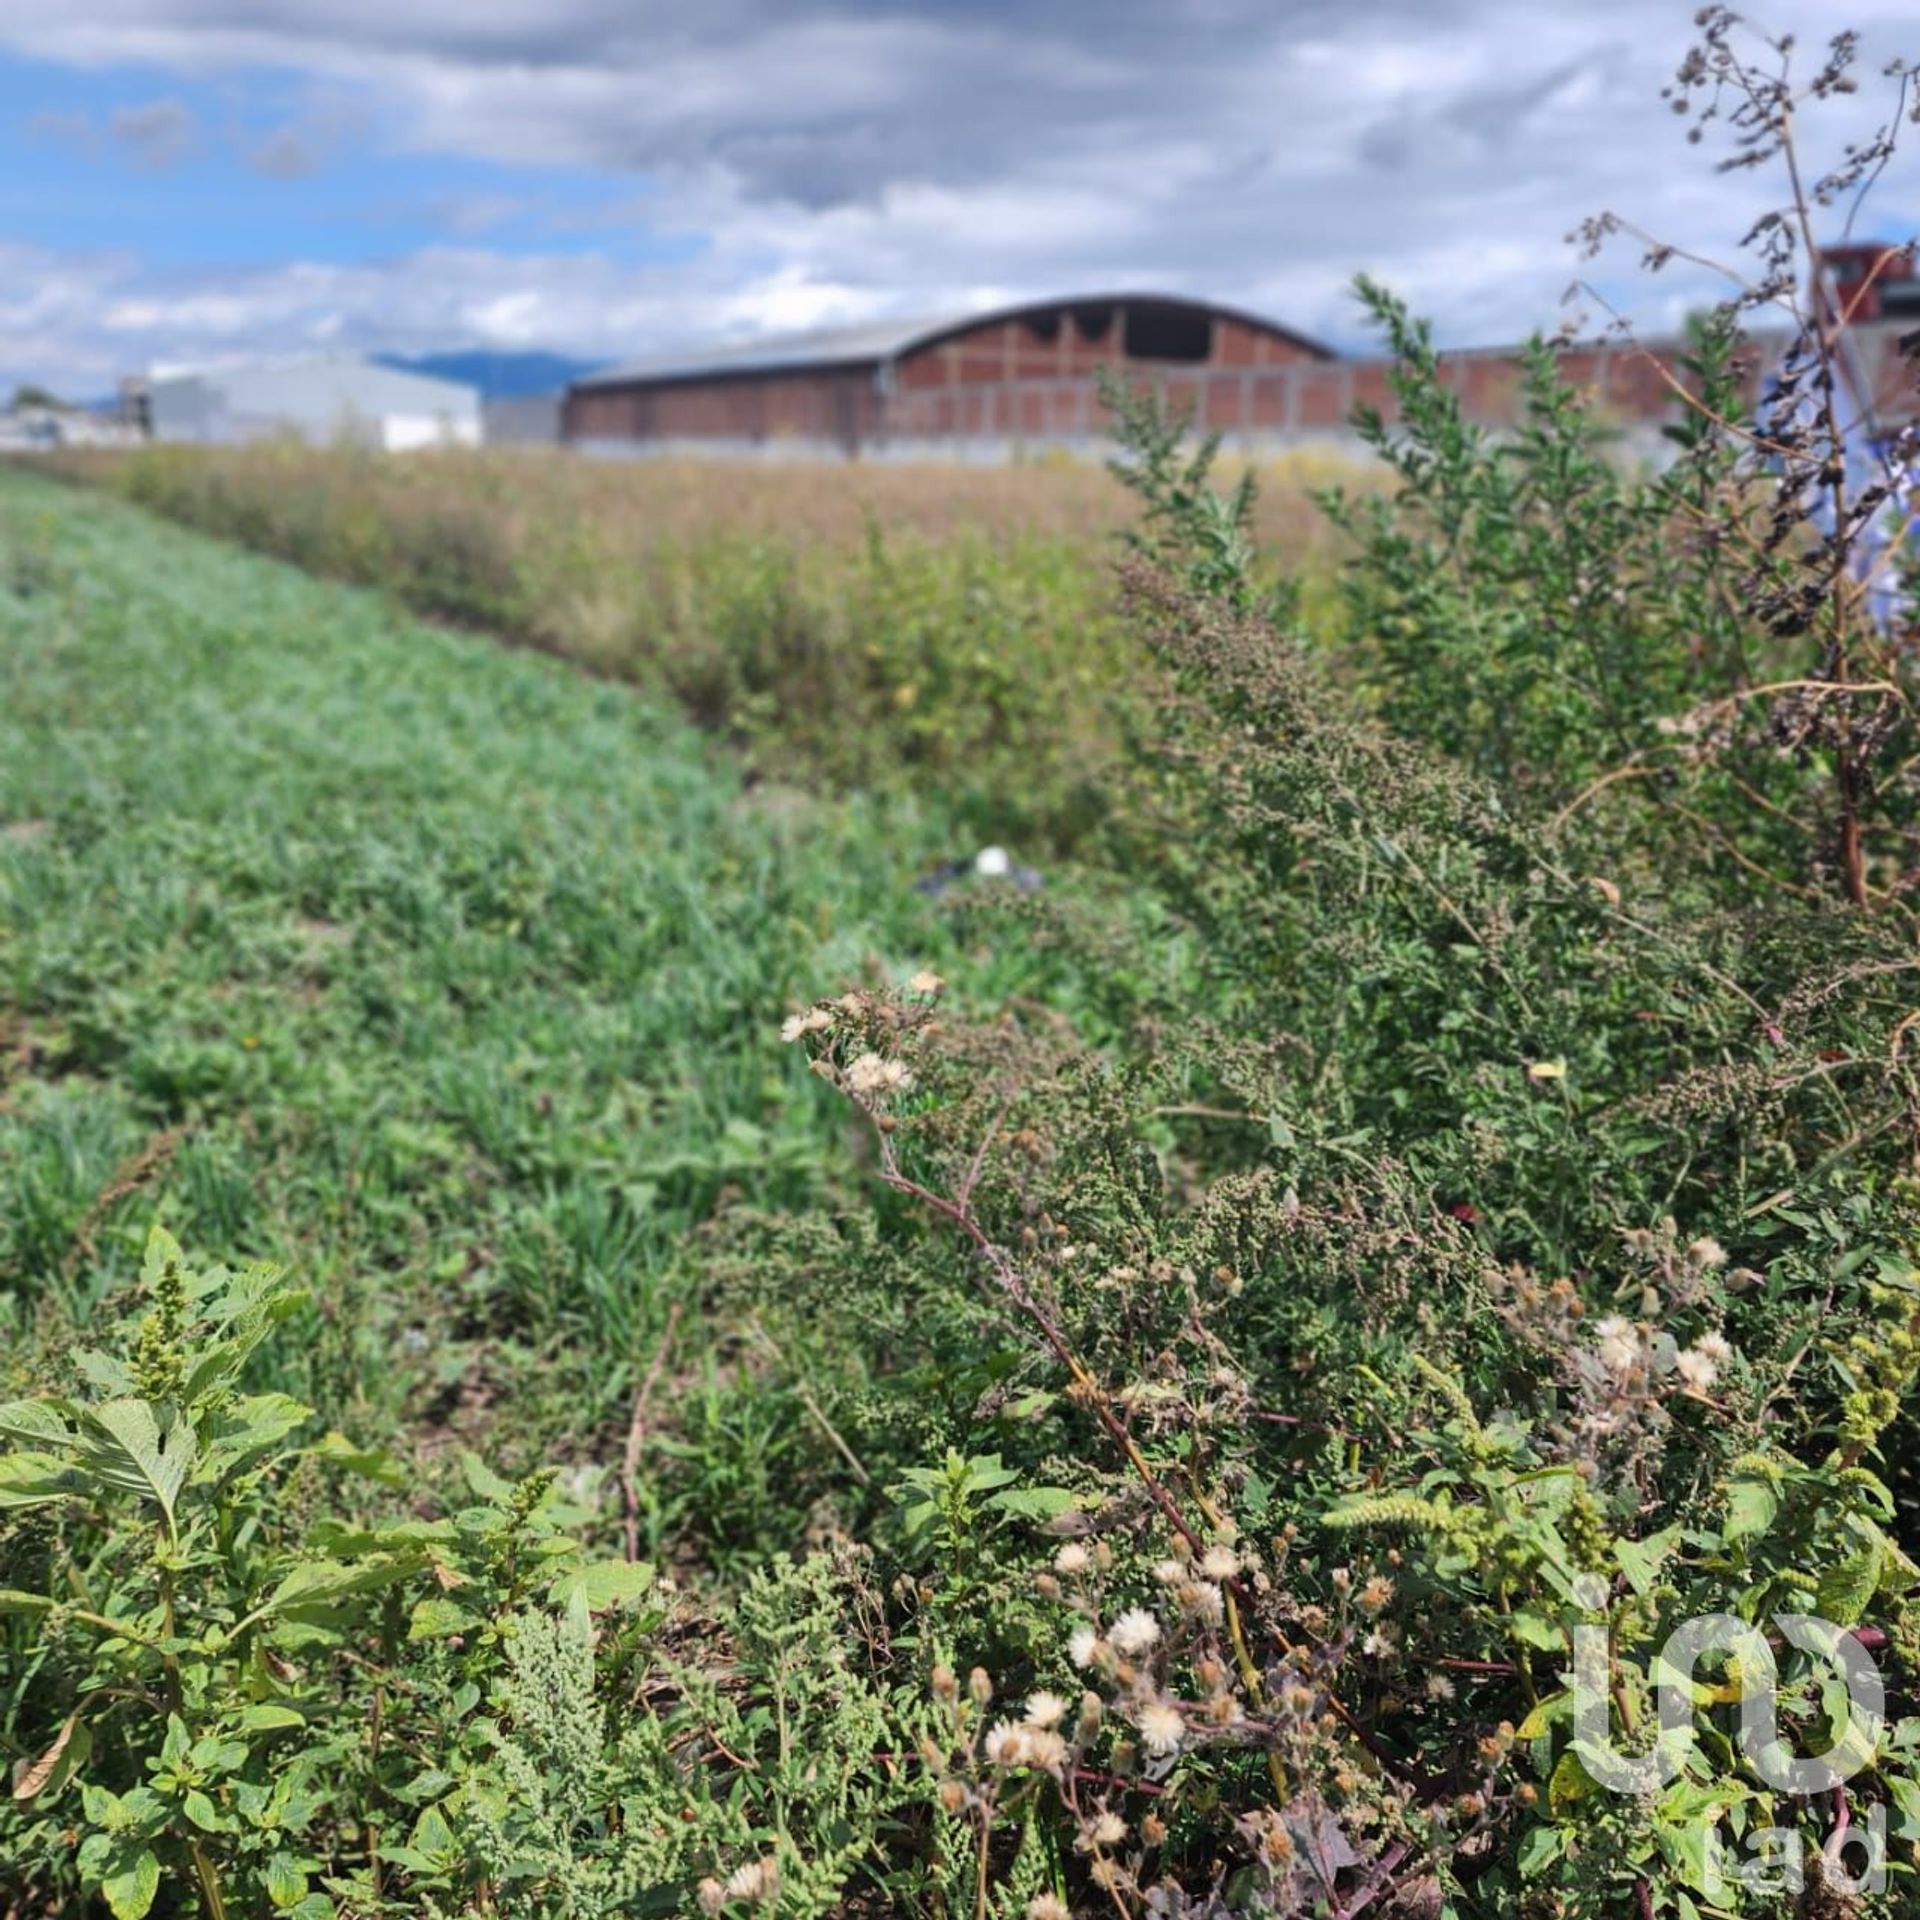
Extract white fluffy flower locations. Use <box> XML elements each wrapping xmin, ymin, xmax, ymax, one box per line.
<box><xmin>1068</xmin><ymin>1625</ymin><xmax>1103</xmax><ymax>1669</ymax></box>
<box><xmin>846</xmin><ymin>1052</ymin><xmax>913</xmax><ymax>1096</ymax></box>
<box><xmin>983</xmin><ymin>1721</ymin><xmax>1030</xmax><ymax>1768</ymax></box>
<box><xmin>1024</xmin><ymin>1690</ymin><xmax>1069</xmax><ymax>1729</ymax></box>
<box><xmin>1028</xmin><ymin>1899</ymin><xmax>1071</xmax><ymax>1920</ymax></box>
<box><xmin>1152</xmin><ymin>1558</ymin><xmax>1185</xmax><ymax>1586</ymax></box>
<box><xmin>1053</xmin><ymin>1542</ymin><xmax>1091</xmax><ymax>1576</ymax></box>
<box><xmin>1178</xmin><ymin>1580</ymin><xmax>1225</xmax><ymax>1624</ymax></box>
<box><xmin>1136</xmin><ymin>1702</ymin><xmax>1185</xmax><ymax>1757</ymax></box>
<box><xmin>1199</xmin><ymin>1546</ymin><xmax>1239</xmax><ymax>1581</ymax></box>
<box><xmin>1593</xmin><ymin>1315</ymin><xmax>1640</xmax><ymax>1378</ymax></box>
<box><xmin>1675</xmin><ymin>1346</ymin><xmax>1719</xmax><ymax>1390</ymax></box>
<box><xmin>778</xmin><ymin>1006</ymin><xmax>832</xmax><ymax>1044</ymax></box>
<box><xmin>1695</xmin><ymin>1331</ymin><xmax>1734</xmax><ymax>1367</ymax></box>
<box><xmin>1687</xmin><ymin>1236</ymin><xmax>1729</xmax><ymax>1270</ymax></box>
<box><xmin>1109</xmin><ymin>1608</ymin><xmax>1161</xmax><ymax>1657</ymax></box>
<box><xmin>723</xmin><ymin>1859</ymin><xmax>780</xmax><ymax>1904</ymax></box>
<box><xmin>909</xmin><ymin>969</ymin><xmax>945</xmax><ymax>994</ymax></box>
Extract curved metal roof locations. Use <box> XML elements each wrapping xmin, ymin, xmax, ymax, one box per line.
<box><xmin>571</xmin><ymin>292</ymin><xmax>1333</xmax><ymax>391</ymax></box>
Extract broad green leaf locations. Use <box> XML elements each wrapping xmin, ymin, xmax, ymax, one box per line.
<box><xmin>1516</xmin><ymin>1823</ymin><xmax>1564</xmax><ymax>1877</ymax></box>
<box><xmin>1514</xmin><ymin>1691</ymin><xmax>1569</xmax><ymax>1742</ymax></box>
<box><xmin>182</xmin><ymin>1282</ymin><xmax>307</xmax><ymax>1403</ymax></box>
<box><xmin>0</xmin><ymin>1450</ymin><xmax>86</xmax><ymax>1509</ymax></box>
<box><xmin>986</xmin><ymin>1486</ymin><xmax>1077</xmax><ymax>1522</ymax></box>
<box><xmin>98</xmin><ymin>1845</ymin><xmax>161</xmax><ymax>1920</ymax></box>
<box><xmin>182</xmin><ymin>1788</ymin><xmax>226</xmax><ymax>1832</ymax></box>
<box><xmin>311</xmin><ymin>1432</ymin><xmax>406</xmax><ymax>1485</ymax></box>
<box><xmin>195</xmin><ymin>1393</ymin><xmax>313</xmax><ymax>1487</ymax></box>
<box><xmin>547</xmin><ymin>1558</ymin><xmax>657</xmax><ymax>1610</ymax></box>
<box><xmin>238</xmin><ymin>1704</ymin><xmax>306</xmax><ymax>1733</ymax></box>
<box><xmin>1506</xmin><ymin>1610</ymin><xmax>1566</xmax><ymax>1652</ymax></box>
<box><xmin>79</xmin><ymin>1401</ymin><xmax>195</xmax><ymax>1529</ymax></box>
<box><xmin>81</xmin><ymin>1782</ymin><xmax>125</xmax><ymax>1828</ymax></box>
<box><xmin>71</xmin><ymin>1350</ymin><xmax>131</xmax><ymax>1396</ymax></box>
<box><xmin>140</xmin><ymin>1225</ymin><xmax>184</xmax><ymax>1286</ymax></box>
<box><xmin>413</xmin><ymin>1803</ymin><xmax>457</xmax><ymax>1855</ymax></box>
<box><xmin>1656</xmin><ymin>1814</ymin><xmax>1715</xmax><ymax>1892</ymax></box>
<box><xmin>1722</xmin><ymin>1478</ymin><xmax>1778</xmax><ymax>1546</ymax></box>
<box><xmin>1615</xmin><ymin>1526</ymin><xmax>1682</xmax><ymax>1597</ymax></box>
<box><xmin>459</xmin><ymin>1451</ymin><xmax>516</xmax><ymax>1503</ymax></box>
<box><xmin>265</xmin><ymin>1854</ymin><xmax>307</xmax><ymax>1910</ymax></box>
<box><xmin>0</xmin><ymin>1399</ymin><xmax>74</xmax><ymax>1447</ymax></box>
<box><xmin>407</xmin><ymin>1596</ymin><xmax>479</xmax><ymax>1641</ymax></box>
<box><xmin>1549</xmin><ymin>1747</ymin><xmax>1601</xmax><ymax>1815</ymax></box>
<box><xmin>261</xmin><ymin>1557</ymin><xmax>410</xmax><ymax>1620</ymax></box>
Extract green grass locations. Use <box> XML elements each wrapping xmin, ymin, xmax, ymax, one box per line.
<box><xmin>0</xmin><ymin>471</ymin><xmax>1098</xmax><ymax>1531</ymax></box>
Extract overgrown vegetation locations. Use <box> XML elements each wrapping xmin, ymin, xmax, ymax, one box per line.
<box><xmin>33</xmin><ymin>441</ymin><xmax>1362</xmax><ymax>858</ymax></box>
<box><xmin>9</xmin><ymin>12</ymin><xmax>1920</xmax><ymax>1916</ymax></box>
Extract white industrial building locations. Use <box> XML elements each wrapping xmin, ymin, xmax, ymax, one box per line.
<box><xmin>144</xmin><ymin>354</ymin><xmax>482</xmax><ymax>451</ymax></box>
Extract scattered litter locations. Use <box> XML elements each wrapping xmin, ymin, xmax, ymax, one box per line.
<box><xmin>915</xmin><ymin>844</ymin><xmax>1045</xmax><ymax>898</ymax></box>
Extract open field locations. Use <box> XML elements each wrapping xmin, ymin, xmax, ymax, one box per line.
<box><xmin>8</xmin><ymin>317</ymin><xmax>1920</xmax><ymax>1920</ymax></box>
<box><xmin>0</xmin><ymin>471</ymin><xmax>1128</xmax><ymax>1498</ymax></box>
<box><xmin>34</xmin><ymin>443</ymin><xmax>1373</xmax><ymax>856</ymax></box>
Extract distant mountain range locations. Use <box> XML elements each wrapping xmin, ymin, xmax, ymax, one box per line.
<box><xmin>376</xmin><ymin>350</ymin><xmax>600</xmax><ymax>399</ymax></box>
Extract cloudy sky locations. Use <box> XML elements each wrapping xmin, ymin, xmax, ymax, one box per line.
<box><xmin>1</xmin><ymin>1</ymin><xmax>1917</xmax><ymax>394</ymax></box>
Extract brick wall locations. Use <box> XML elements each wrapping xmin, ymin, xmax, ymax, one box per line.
<box><xmin>565</xmin><ymin>319</ymin><xmax>1917</xmax><ymax>455</ymax></box>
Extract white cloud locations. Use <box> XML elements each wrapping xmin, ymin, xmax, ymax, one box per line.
<box><xmin>3</xmin><ymin>2</ymin><xmax>1919</xmax><ymax>390</ymax></box>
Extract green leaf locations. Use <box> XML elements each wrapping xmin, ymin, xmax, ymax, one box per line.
<box><xmin>1506</xmin><ymin>1610</ymin><xmax>1566</xmax><ymax>1652</ymax></box>
<box><xmin>265</xmin><ymin>1854</ymin><xmax>306</xmax><ymax>1910</ymax></box>
<box><xmin>79</xmin><ymin>1400</ymin><xmax>195</xmax><ymax>1529</ymax></box>
<box><xmin>81</xmin><ymin>1782</ymin><xmax>125</xmax><ymax>1828</ymax></box>
<box><xmin>547</xmin><ymin>1559</ymin><xmax>657</xmax><ymax>1611</ymax></box>
<box><xmin>1816</xmin><ymin>1534</ymin><xmax>1884</xmax><ymax>1629</ymax></box>
<box><xmin>0</xmin><ymin>1450</ymin><xmax>87</xmax><ymax>1509</ymax></box>
<box><xmin>1549</xmin><ymin>1747</ymin><xmax>1600</xmax><ymax>1815</ymax></box>
<box><xmin>1614</xmin><ymin>1525</ymin><xmax>1682</xmax><ymax>1597</ymax></box>
<box><xmin>986</xmin><ymin>1486</ymin><xmax>1077</xmax><ymax>1522</ymax></box>
<box><xmin>459</xmin><ymin>1451</ymin><xmax>517</xmax><ymax>1504</ymax></box>
<box><xmin>0</xmin><ymin>1399</ymin><xmax>74</xmax><ymax>1447</ymax></box>
<box><xmin>1516</xmin><ymin>1823</ymin><xmax>1564</xmax><ymax>1877</ymax></box>
<box><xmin>141</xmin><ymin>1225</ymin><xmax>184</xmax><ymax>1286</ymax></box>
<box><xmin>237</xmin><ymin>1704</ymin><xmax>305</xmax><ymax>1733</ymax></box>
<box><xmin>1514</xmin><ymin>1691</ymin><xmax>1570</xmax><ymax>1742</ymax></box>
<box><xmin>182</xmin><ymin>1788</ymin><xmax>226</xmax><ymax>1832</ymax></box>
<box><xmin>1723</xmin><ymin>1478</ymin><xmax>1778</xmax><ymax>1546</ymax></box>
<box><xmin>181</xmin><ymin>1281</ymin><xmax>307</xmax><ymax>1403</ymax></box>
<box><xmin>311</xmin><ymin>1432</ymin><xmax>406</xmax><ymax>1485</ymax></box>
<box><xmin>261</xmin><ymin>1557</ymin><xmax>411</xmax><ymax>1621</ymax></box>
<box><xmin>407</xmin><ymin>1596</ymin><xmax>479</xmax><ymax>1641</ymax></box>
<box><xmin>98</xmin><ymin>1846</ymin><xmax>161</xmax><ymax>1920</ymax></box>
<box><xmin>412</xmin><ymin>1802</ymin><xmax>457</xmax><ymax>1857</ymax></box>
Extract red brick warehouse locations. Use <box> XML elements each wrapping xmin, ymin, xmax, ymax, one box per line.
<box><xmin>562</xmin><ymin>294</ymin><xmax>1334</xmax><ymax>456</ymax></box>
<box><xmin>561</xmin><ymin>284</ymin><xmax>1920</xmax><ymax>459</ymax></box>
